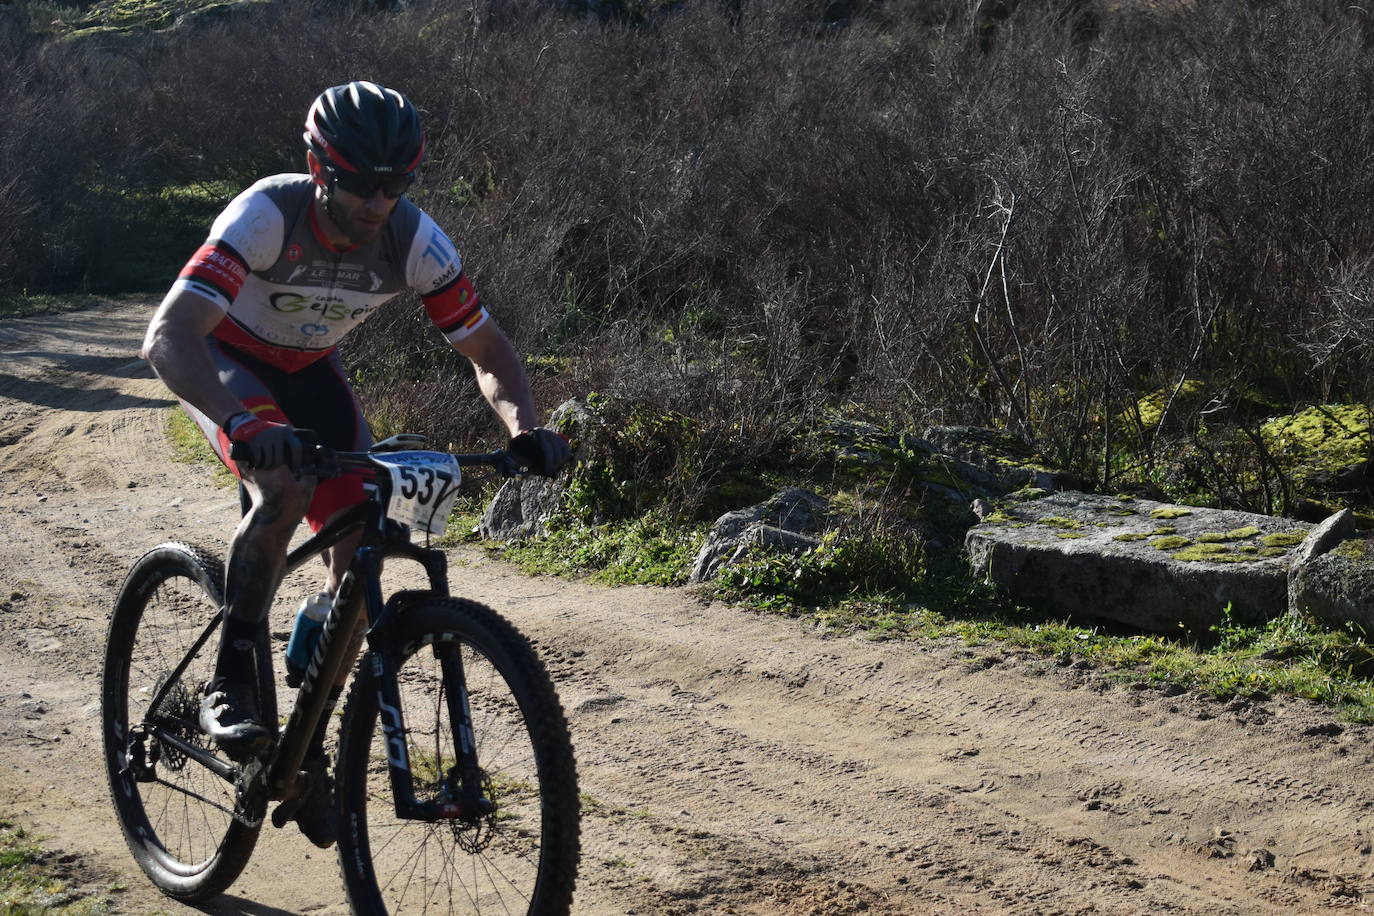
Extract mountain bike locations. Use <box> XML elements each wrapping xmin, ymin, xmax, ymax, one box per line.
<box><xmin>100</xmin><ymin>435</ymin><xmax>580</xmax><ymax>914</ymax></box>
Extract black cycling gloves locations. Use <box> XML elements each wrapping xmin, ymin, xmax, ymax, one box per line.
<box><xmin>509</xmin><ymin>427</ymin><xmax>571</xmax><ymax>478</ymax></box>
<box><xmin>223</xmin><ymin>411</ymin><xmax>304</xmax><ymax>470</ymax></box>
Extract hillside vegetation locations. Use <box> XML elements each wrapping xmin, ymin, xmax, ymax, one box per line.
<box><xmin>9</xmin><ymin>0</ymin><xmax>1374</xmax><ymax>565</ymax></box>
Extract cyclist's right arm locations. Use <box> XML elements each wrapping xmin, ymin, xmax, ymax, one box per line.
<box><xmin>143</xmin><ymin>182</ymin><xmax>282</xmax><ymax>428</ymax></box>
<box><xmin>142</xmin><ymin>289</ymin><xmax>244</xmax><ymax>427</ymax></box>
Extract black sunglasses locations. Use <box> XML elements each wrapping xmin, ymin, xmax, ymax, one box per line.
<box><xmin>330</xmin><ymin>169</ymin><xmax>415</xmax><ymax>200</ymax></box>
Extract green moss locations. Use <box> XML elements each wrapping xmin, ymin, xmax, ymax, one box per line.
<box><xmin>1012</xmin><ymin>487</ymin><xmax>1048</xmax><ymax>501</ymax></box>
<box><xmin>1174</xmin><ymin>543</ymin><xmax>1258</xmax><ymax>563</ymax></box>
<box><xmin>1261</xmin><ymin>404</ymin><xmax>1371</xmax><ymax>480</ymax></box>
<box><xmin>1258</xmin><ymin>547</ymin><xmax>1288</xmax><ymax>558</ymax></box>
<box><xmin>1333</xmin><ymin>539</ymin><xmax>1371</xmax><ymax>561</ymax></box>
<box><xmin>1152</xmin><ymin>536</ymin><xmax>1193</xmax><ymax>550</ymax></box>
<box><xmin>1132</xmin><ymin>378</ymin><xmax>1207</xmax><ymax>430</ymax></box>
<box><xmin>1150</xmin><ymin>507</ymin><xmax>1194</xmax><ymax>520</ymax></box>
<box><xmin>1037</xmin><ymin>516</ymin><xmax>1082</xmax><ymax>530</ymax></box>
<box><xmin>1260</xmin><ymin>530</ymin><xmax>1309</xmax><ymax>549</ymax></box>
<box><xmin>1194</xmin><ymin>527</ymin><xmax>1262</xmax><ymax>544</ymax></box>
<box><xmin>1114</xmin><ymin>532</ymin><xmax>1150</xmax><ymax>542</ymax></box>
<box><xmin>1151</xmin><ymin>525</ymin><xmax>1178</xmax><ymax>535</ymax></box>
<box><xmin>1057</xmin><ymin>532</ymin><xmax>1087</xmax><ymax>540</ymax></box>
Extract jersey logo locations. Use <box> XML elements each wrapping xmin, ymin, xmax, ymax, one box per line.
<box><xmin>421</xmin><ymin>228</ymin><xmax>456</xmax><ymax>271</ymax></box>
<box><xmin>287</xmin><ymin>243</ymin><xmax>303</xmax><ymax>262</ymax></box>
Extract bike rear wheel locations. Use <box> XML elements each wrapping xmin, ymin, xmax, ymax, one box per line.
<box><xmin>336</xmin><ymin>598</ymin><xmax>580</xmax><ymax>915</ymax></box>
<box><xmin>101</xmin><ymin>543</ymin><xmax>269</xmax><ymax>901</ymax></box>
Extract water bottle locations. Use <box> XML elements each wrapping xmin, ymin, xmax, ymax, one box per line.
<box><xmin>285</xmin><ymin>591</ymin><xmax>331</xmax><ymax>688</ymax></box>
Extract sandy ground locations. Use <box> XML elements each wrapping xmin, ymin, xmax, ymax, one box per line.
<box><xmin>3</xmin><ymin>299</ymin><xmax>1374</xmax><ymax>914</ymax></box>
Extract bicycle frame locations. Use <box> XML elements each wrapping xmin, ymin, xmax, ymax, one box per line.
<box><xmin>270</xmin><ymin>494</ymin><xmax>482</xmax><ymax>823</ymax></box>
<box><xmin>139</xmin><ymin>449</ymin><xmax>508</xmax><ymax>827</ymax></box>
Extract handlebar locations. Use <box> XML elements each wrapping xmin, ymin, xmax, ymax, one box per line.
<box><xmin>229</xmin><ymin>431</ymin><xmax>530</xmax><ymax>479</ymax></box>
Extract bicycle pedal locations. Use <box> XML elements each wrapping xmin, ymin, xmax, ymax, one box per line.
<box><xmin>269</xmin><ymin>770</ymin><xmax>312</xmax><ymax>829</ymax></box>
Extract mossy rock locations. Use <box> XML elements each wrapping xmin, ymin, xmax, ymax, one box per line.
<box><xmin>1261</xmin><ymin>404</ymin><xmax>1372</xmax><ymax>490</ymax></box>
<box><xmin>1130</xmin><ymin>378</ymin><xmax>1208</xmax><ymax>431</ymax></box>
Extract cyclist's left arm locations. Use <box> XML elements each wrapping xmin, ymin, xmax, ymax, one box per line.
<box><xmin>409</xmin><ymin>214</ymin><xmax>538</xmax><ymax>438</ymax></box>
<box><xmin>450</xmin><ymin>319</ymin><xmax>538</xmax><ymax>438</ymax></box>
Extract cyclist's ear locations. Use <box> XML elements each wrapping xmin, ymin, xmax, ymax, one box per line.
<box><xmin>306</xmin><ymin>150</ymin><xmax>327</xmax><ymax>188</ymax></box>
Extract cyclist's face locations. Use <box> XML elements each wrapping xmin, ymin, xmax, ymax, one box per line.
<box><xmin>328</xmin><ymin>185</ymin><xmax>400</xmax><ymax>244</ymax></box>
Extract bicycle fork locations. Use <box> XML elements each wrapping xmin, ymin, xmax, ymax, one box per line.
<box><xmin>372</xmin><ymin>644</ymin><xmax>493</xmax><ymax>823</ymax></box>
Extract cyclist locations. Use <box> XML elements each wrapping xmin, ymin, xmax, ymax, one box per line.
<box><xmin>140</xmin><ymin>81</ymin><xmax>570</xmax><ymax>847</ymax></box>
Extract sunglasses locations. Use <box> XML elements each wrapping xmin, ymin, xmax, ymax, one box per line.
<box><xmin>330</xmin><ymin>169</ymin><xmax>415</xmax><ymax>200</ymax></box>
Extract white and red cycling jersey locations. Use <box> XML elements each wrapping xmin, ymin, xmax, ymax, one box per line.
<box><xmin>170</xmin><ymin>174</ymin><xmax>488</xmax><ymax>372</ymax></box>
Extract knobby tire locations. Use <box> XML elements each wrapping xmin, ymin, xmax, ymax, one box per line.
<box><xmin>101</xmin><ymin>543</ymin><xmax>270</xmax><ymax>901</ymax></box>
<box><xmin>335</xmin><ymin>598</ymin><xmax>580</xmax><ymax>915</ymax></box>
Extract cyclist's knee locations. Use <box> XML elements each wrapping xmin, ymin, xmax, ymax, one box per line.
<box><xmin>242</xmin><ymin>467</ymin><xmax>313</xmax><ymax>529</ymax></box>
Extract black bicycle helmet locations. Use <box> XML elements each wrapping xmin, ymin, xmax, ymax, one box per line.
<box><xmin>303</xmin><ymin>81</ymin><xmax>424</xmax><ymax>178</ymax></box>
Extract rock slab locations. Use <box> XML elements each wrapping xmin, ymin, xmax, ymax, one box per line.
<box><xmin>965</xmin><ymin>491</ymin><xmax>1310</xmax><ymax>633</ymax></box>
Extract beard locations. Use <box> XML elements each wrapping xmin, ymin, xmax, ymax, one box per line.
<box><xmin>324</xmin><ymin>194</ymin><xmax>386</xmax><ymax>245</ymax></box>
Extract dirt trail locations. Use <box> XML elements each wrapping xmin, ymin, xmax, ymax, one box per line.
<box><xmin>3</xmin><ymin>300</ymin><xmax>1374</xmax><ymax>914</ymax></box>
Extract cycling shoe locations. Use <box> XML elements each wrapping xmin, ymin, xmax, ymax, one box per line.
<box><xmin>199</xmin><ymin>680</ymin><xmax>272</xmax><ymax>759</ymax></box>
<box><xmin>293</xmin><ymin>754</ymin><xmax>337</xmax><ymax>848</ymax></box>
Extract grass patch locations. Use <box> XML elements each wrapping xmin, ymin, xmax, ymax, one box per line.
<box><xmin>717</xmin><ymin>573</ymin><xmax>1374</xmax><ymax>721</ymax></box>
<box><xmin>166</xmin><ymin>409</ymin><xmax>236</xmax><ymax>488</ymax></box>
<box><xmin>0</xmin><ymin>821</ymin><xmax>116</xmax><ymax>915</ymax></box>
<box><xmin>499</xmin><ymin>513</ymin><xmax>703</xmax><ymax>587</ymax></box>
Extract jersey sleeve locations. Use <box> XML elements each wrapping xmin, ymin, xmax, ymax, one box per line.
<box><xmin>408</xmin><ymin>212</ymin><xmax>489</xmax><ymax>342</ymax></box>
<box><xmin>168</xmin><ymin>182</ymin><xmax>285</xmax><ymax>312</ymax></box>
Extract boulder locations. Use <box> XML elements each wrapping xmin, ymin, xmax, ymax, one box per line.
<box><xmin>690</xmin><ymin>488</ymin><xmax>830</xmax><ymax>583</ymax></box>
<box><xmin>924</xmin><ymin>426</ymin><xmax>1080</xmax><ymax>495</ymax></box>
<box><xmin>480</xmin><ymin>399</ymin><xmax>593</xmax><ymax>541</ymax></box>
<box><xmin>965</xmin><ymin>491</ymin><xmax>1310</xmax><ymax>633</ymax></box>
<box><xmin>1289</xmin><ymin>511</ymin><xmax>1374</xmax><ymax>634</ymax></box>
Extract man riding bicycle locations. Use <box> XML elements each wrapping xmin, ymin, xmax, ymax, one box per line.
<box><xmin>140</xmin><ymin>81</ymin><xmax>569</xmax><ymax>848</ymax></box>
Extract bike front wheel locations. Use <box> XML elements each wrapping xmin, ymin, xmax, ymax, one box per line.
<box><xmin>336</xmin><ymin>598</ymin><xmax>580</xmax><ymax>915</ymax></box>
<box><xmin>101</xmin><ymin>543</ymin><xmax>267</xmax><ymax>901</ymax></box>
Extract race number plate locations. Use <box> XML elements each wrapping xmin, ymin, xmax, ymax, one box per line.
<box><xmin>371</xmin><ymin>451</ymin><xmax>462</xmax><ymax>535</ymax></box>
